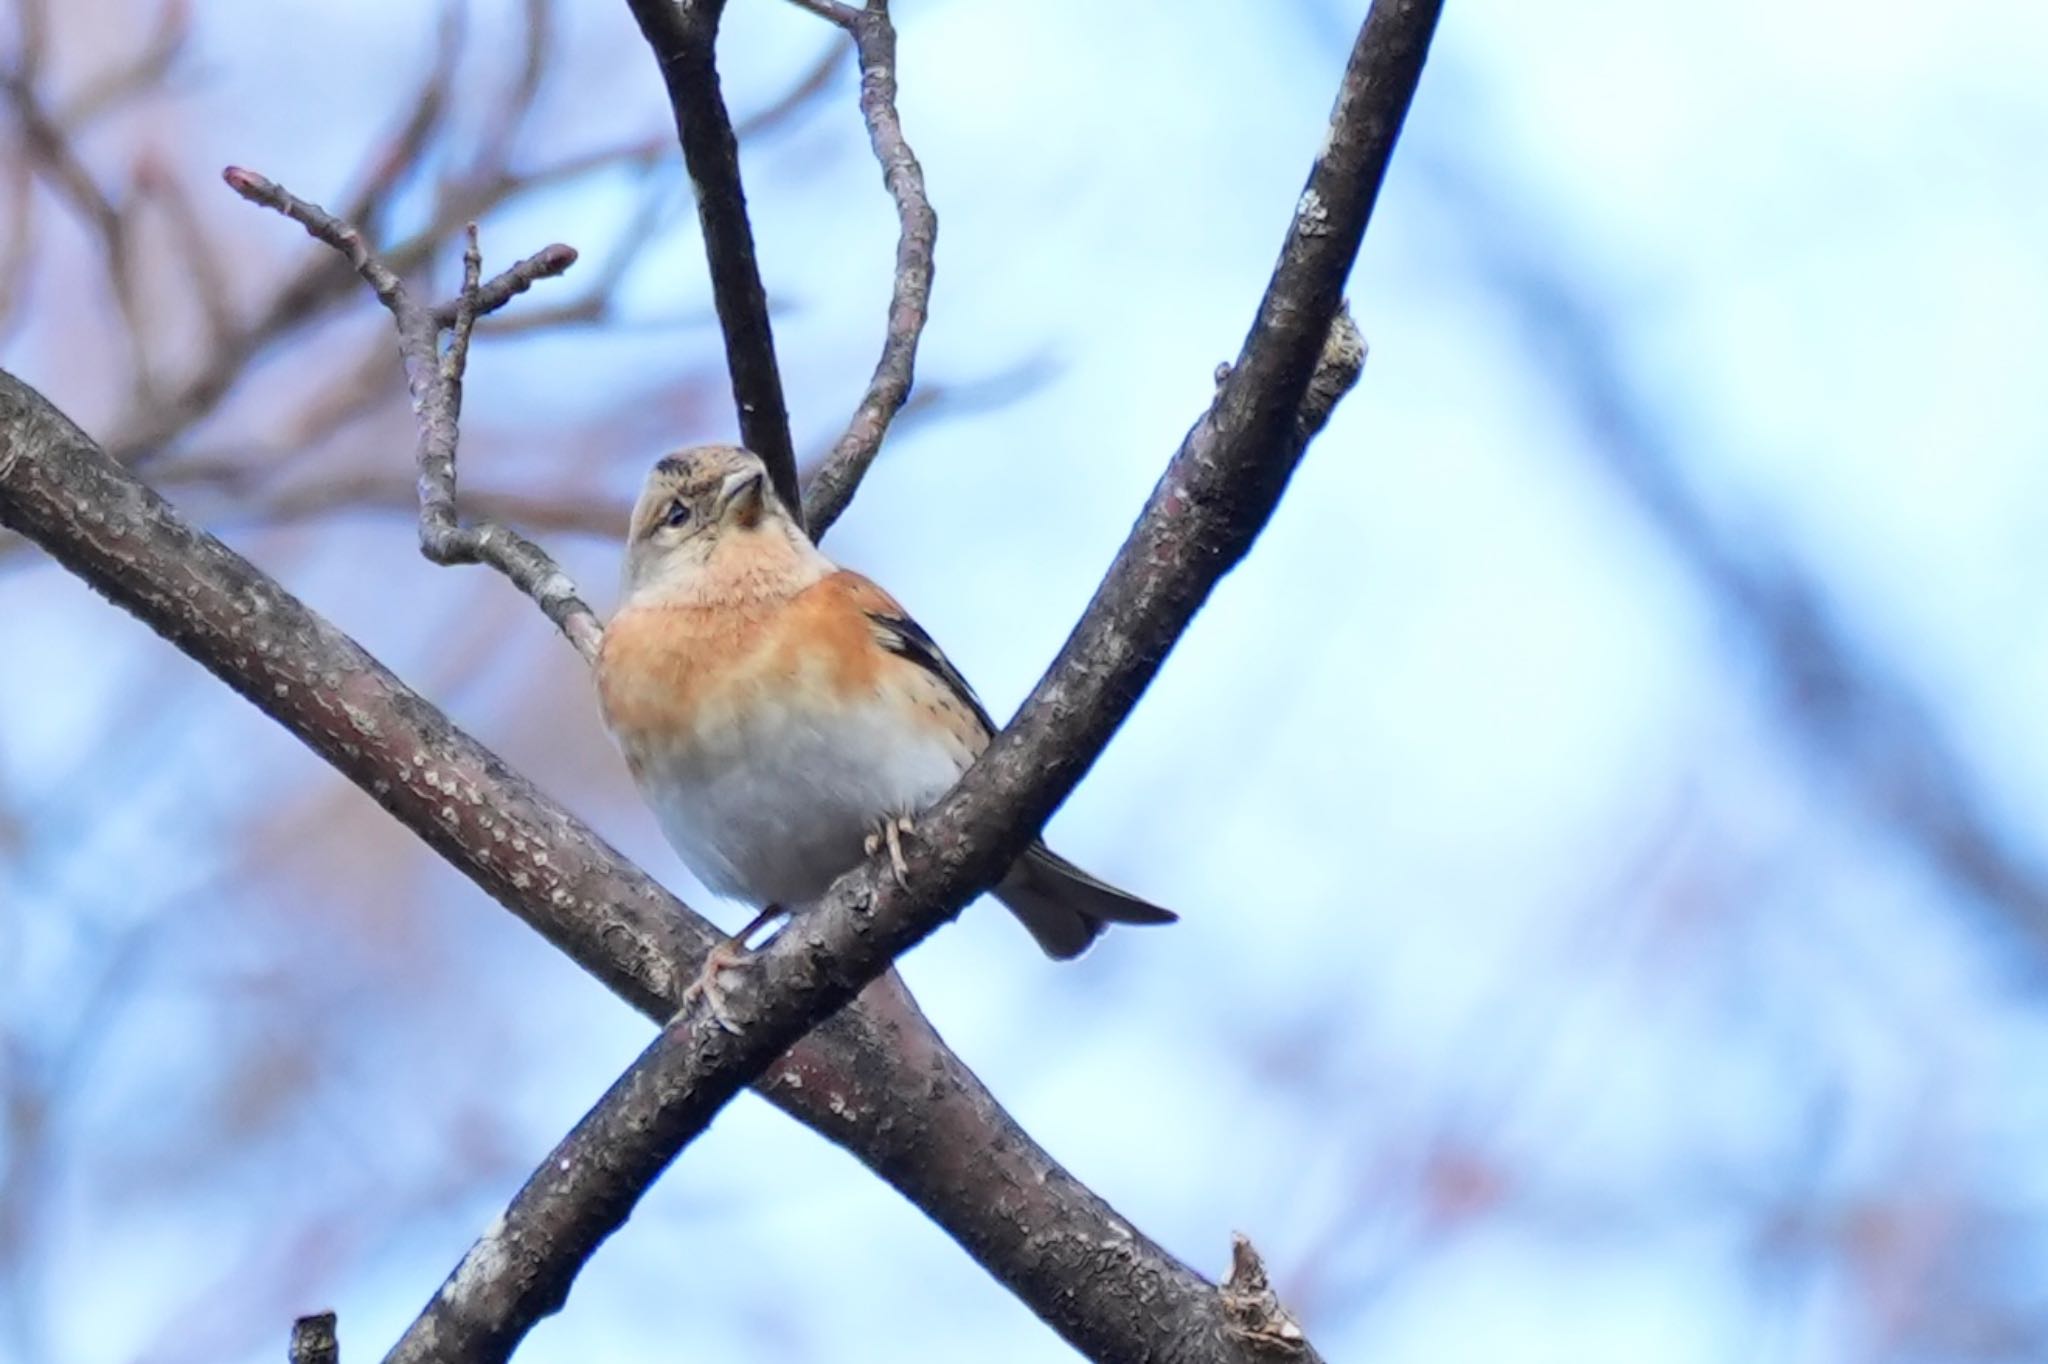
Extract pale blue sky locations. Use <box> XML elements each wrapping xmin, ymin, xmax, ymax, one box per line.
<box><xmin>4</xmin><ymin>1</ymin><xmax>2047</xmax><ymax>1361</ymax></box>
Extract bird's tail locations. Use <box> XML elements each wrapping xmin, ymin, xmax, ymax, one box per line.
<box><xmin>992</xmin><ymin>841</ymin><xmax>1178</xmax><ymax>959</ymax></box>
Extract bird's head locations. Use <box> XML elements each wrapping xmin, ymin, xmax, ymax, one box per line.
<box><xmin>621</xmin><ymin>445</ymin><xmax>807</xmax><ymax>600</ymax></box>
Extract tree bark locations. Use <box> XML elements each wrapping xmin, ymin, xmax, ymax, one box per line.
<box><xmin>0</xmin><ymin>370</ymin><xmax>1310</xmax><ymax>1363</ymax></box>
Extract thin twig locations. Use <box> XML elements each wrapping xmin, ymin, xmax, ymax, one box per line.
<box><xmin>222</xmin><ymin>169</ymin><xmax>408</xmax><ymax>306</ymax></box>
<box><xmin>383</xmin><ymin>1</ymin><xmax>1424</xmax><ymax>1357</ymax></box>
<box><xmin>623</xmin><ymin>0</ymin><xmax>802</xmax><ymax>522</ymax></box>
<box><xmin>154</xmin><ymin>358</ymin><xmax>1051</xmax><ymax>541</ymax></box>
<box><xmin>472</xmin><ymin>176</ymin><xmax>674</xmax><ymax>333</ymax></box>
<box><xmin>221</xmin><ymin>166</ymin><xmax>602</xmax><ymax>661</ymax></box>
<box><xmin>2</xmin><ymin>367</ymin><xmax>1296</xmax><ymax>1364</ymax></box>
<box><xmin>789</xmin><ymin>0</ymin><xmax>939</xmax><ymax>538</ymax></box>
<box><xmin>1</xmin><ymin>3</ymin><xmax>1419</xmax><ymax>1360</ymax></box>
<box><xmin>104</xmin><ymin>134</ymin><xmax>663</xmax><ymax>468</ymax></box>
<box><xmin>0</xmin><ymin>364</ymin><xmax>1269</xmax><ymax>1359</ymax></box>
<box><xmin>92</xmin><ymin>0</ymin><xmax>839</xmax><ymax>476</ymax></box>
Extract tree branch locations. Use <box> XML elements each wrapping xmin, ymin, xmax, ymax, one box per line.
<box><xmin>0</xmin><ymin>363</ymin><xmax>1317</xmax><ymax>1364</ymax></box>
<box><xmin>0</xmin><ymin>1</ymin><xmax>1429</xmax><ymax>1358</ymax></box>
<box><xmin>788</xmin><ymin>0</ymin><xmax>938</xmax><ymax>537</ymax></box>
<box><xmin>388</xmin><ymin>320</ymin><xmax>1366</xmax><ymax>1364</ymax></box>
<box><xmin>220</xmin><ymin>167</ymin><xmax>602</xmax><ymax>662</ymax></box>
<box><xmin>289</xmin><ymin>1312</ymin><xmax>340</xmax><ymax>1364</ymax></box>
<box><xmin>623</xmin><ymin>0</ymin><xmax>802</xmax><ymax>522</ymax></box>
<box><xmin>381</xmin><ymin>0</ymin><xmax>1422</xmax><ymax>1353</ymax></box>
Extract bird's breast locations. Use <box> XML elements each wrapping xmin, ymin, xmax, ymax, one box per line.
<box><xmin>597</xmin><ymin>599</ymin><xmax>968</xmax><ymax>907</ymax></box>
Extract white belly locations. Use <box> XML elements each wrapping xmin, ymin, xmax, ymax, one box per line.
<box><xmin>633</xmin><ymin>696</ymin><xmax>966</xmax><ymax>909</ymax></box>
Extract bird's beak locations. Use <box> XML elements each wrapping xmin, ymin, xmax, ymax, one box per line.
<box><xmin>718</xmin><ymin>468</ymin><xmax>767</xmax><ymax>528</ymax></box>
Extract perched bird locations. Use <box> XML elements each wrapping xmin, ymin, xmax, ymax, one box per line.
<box><xmin>596</xmin><ymin>444</ymin><xmax>1176</xmax><ymax>970</ymax></box>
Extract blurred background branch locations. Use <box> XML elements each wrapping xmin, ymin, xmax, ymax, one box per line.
<box><xmin>4</xmin><ymin>0</ymin><xmax>2047</xmax><ymax>1361</ymax></box>
<box><xmin>0</xmin><ymin>367</ymin><xmax>1257</xmax><ymax>1363</ymax></box>
<box><xmin>0</xmin><ymin>0</ymin><xmax>842</xmax><ymax>573</ymax></box>
<box><xmin>1420</xmin><ymin>158</ymin><xmax>2048</xmax><ymax>965</ymax></box>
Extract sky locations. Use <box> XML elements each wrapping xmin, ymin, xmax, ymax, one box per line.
<box><xmin>5</xmin><ymin>0</ymin><xmax>2048</xmax><ymax>1361</ymax></box>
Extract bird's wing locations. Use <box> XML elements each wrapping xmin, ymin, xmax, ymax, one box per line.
<box><xmin>814</xmin><ymin>572</ymin><xmax>1179</xmax><ymax>959</ymax></box>
<box><xmin>824</xmin><ymin>570</ymin><xmax>997</xmax><ymax>736</ymax></box>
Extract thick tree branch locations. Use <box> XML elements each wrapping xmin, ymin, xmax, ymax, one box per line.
<box><xmin>624</xmin><ymin>0</ymin><xmax>802</xmax><ymax>521</ymax></box>
<box><xmin>388</xmin><ymin>320</ymin><xmax>1365</xmax><ymax>1364</ymax></box>
<box><xmin>221</xmin><ymin>167</ymin><xmax>603</xmax><ymax>662</ymax></box>
<box><xmin>385</xmin><ymin>0</ymin><xmax>1423</xmax><ymax>1356</ymax></box>
<box><xmin>2</xmin><ymin>3</ymin><xmax>1428</xmax><ymax>1359</ymax></box>
<box><xmin>788</xmin><ymin>0</ymin><xmax>938</xmax><ymax>537</ymax></box>
<box><xmin>1</xmin><ymin>367</ymin><xmax>1322</xmax><ymax>1364</ymax></box>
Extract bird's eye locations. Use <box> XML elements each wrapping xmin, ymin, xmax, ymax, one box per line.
<box><xmin>662</xmin><ymin>498</ymin><xmax>691</xmax><ymax>529</ymax></box>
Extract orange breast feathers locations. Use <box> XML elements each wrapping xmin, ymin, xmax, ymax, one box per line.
<box><xmin>597</xmin><ymin>570</ymin><xmax>965</xmax><ymax>756</ymax></box>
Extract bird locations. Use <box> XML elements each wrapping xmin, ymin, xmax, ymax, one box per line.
<box><xmin>595</xmin><ymin>443</ymin><xmax>1176</xmax><ymax>988</ymax></box>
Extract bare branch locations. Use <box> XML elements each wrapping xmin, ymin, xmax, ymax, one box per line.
<box><xmin>465</xmin><ymin>181</ymin><xmax>673</xmax><ymax>333</ymax></box>
<box><xmin>1221</xmin><ymin>1237</ymin><xmax>1313</xmax><ymax>1357</ymax></box>
<box><xmin>2</xmin><ymin>50</ymin><xmax>118</xmax><ymax>242</ymax></box>
<box><xmin>118</xmin><ymin>362</ymin><xmax>1042</xmax><ymax>551</ymax></box>
<box><xmin>790</xmin><ymin>0</ymin><xmax>939</xmax><ymax>538</ymax></box>
<box><xmin>108</xmin><ymin>134</ymin><xmax>658</xmax><ymax>467</ymax></box>
<box><xmin>222</xmin><ymin>168</ymin><xmax>408</xmax><ymax>307</ymax></box>
<box><xmin>385</xmin><ymin>2</ymin><xmax>1430</xmax><ymax>1357</ymax></box>
<box><xmin>2</xmin><ymin>1</ymin><xmax>1424</xmax><ymax>1358</ymax></box>
<box><xmin>90</xmin><ymin>15</ymin><xmax>664</xmax><ymax>473</ymax></box>
<box><xmin>288</xmin><ymin>1312</ymin><xmax>339</xmax><ymax>1364</ymax></box>
<box><xmin>433</xmin><ymin>239</ymin><xmax>581</xmax><ymax>325</ymax></box>
<box><xmin>623</xmin><ymin>0</ymin><xmax>801</xmax><ymax>521</ymax></box>
<box><xmin>0</xmin><ymin>369</ymin><xmax>1297</xmax><ymax>1364</ymax></box>
<box><xmin>1293</xmin><ymin>303</ymin><xmax>1367</xmax><ymax>441</ymax></box>
<box><xmin>221</xmin><ymin>166</ymin><xmax>600</xmax><ymax>661</ymax></box>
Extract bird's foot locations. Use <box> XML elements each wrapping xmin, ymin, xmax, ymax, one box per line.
<box><xmin>681</xmin><ymin>905</ymin><xmax>785</xmax><ymax>1035</ymax></box>
<box><xmin>682</xmin><ymin>936</ymin><xmax>748</xmax><ymax>1035</ymax></box>
<box><xmin>864</xmin><ymin>814</ymin><xmax>917</xmax><ymax>889</ymax></box>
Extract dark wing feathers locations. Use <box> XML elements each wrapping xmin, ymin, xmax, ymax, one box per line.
<box><xmin>866</xmin><ymin>609</ymin><xmax>997</xmax><ymax>734</ymax></box>
<box><xmin>861</xmin><ymin>595</ymin><xmax>1180</xmax><ymax>959</ymax></box>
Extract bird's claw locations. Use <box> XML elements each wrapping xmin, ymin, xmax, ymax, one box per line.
<box><xmin>865</xmin><ymin>814</ymin><xmax>916</xmax><ymax>888</ymax></box>
<box><xmin>683</xmin><ymin>935</ymin><xmax>751</xmax><ymax>1035</ymax></box>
